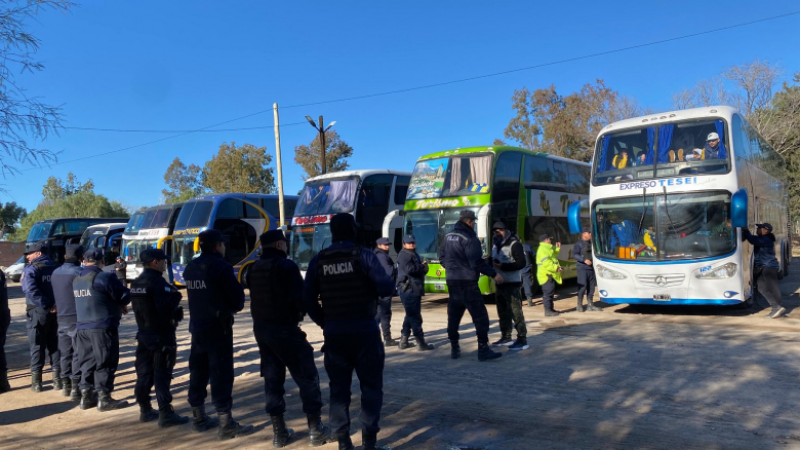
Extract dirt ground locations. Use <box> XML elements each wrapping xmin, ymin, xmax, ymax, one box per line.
<box><xmin>3</xmin><ymin>265</ymin><xmax>800</xmax><ymax>450</ymax></box>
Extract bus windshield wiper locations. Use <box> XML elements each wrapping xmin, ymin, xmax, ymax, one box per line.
<box><xmin>662</xmin><ymin>186</ymin><xmax>679</xmax><ymax>239</ymax></box>
<box><xmin>637</xmin><ymin>188</ymin><xmax>647</xmax><ymax>237</ymax></box>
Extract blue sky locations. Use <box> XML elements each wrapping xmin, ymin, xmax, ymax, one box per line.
<box><xmin>7</xmin><ymin>0</ymin><xmax>800</xmax><ymax>212</ymax></box>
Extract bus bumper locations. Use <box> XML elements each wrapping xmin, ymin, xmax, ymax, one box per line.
<box><xmin>599</xmin><ymin>297</ymin><xmax>743</xmax><ymax>306</ymax></box>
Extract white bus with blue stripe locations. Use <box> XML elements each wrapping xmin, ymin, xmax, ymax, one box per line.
<box><xmin>568</xmin><ymin>106</ymin><xmax>790</xmax><ymax>306</ymax></box>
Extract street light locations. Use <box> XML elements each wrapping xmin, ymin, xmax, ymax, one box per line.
<box><xmin>305</xmin><ymin>115</ymin><xmax>336</xmax><ymax>175</ymax></box>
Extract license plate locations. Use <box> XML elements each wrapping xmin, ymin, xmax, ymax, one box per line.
<box><xmin>434</xmin><ymin>283</ymin><xmax>445</xmax><ymax>291</ymax></box>
<box><xmin>653</xmin><ymin>294</ymin><xmax>671</xmax><ymax>301</ymax></box>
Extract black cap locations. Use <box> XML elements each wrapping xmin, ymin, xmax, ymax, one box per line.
<box><xmin>403</xmin><ymin>235</ymin><xmax>416</xmax><ymax>244</ymax></box>
<box><xmin>140</xmin><ymin>248</ymin><xmax>169</xmax><ymax>263</ymax></box>
<box><xmin>330</xmin><ymin>213</ymin><xmax>357</xmax><ymax>243</ymax></box>
<box><xmin>582</xmin><ymin>227</ymin><xmax>592</xmax><ymax>234</ymax></box>
<box><xmin>198</xmin><ymin>229</ymin><xmax>229</xmax><ymax>249</ymax></box>
<box><xmin>460</xmin><ymin>210</ymin><xmax>477</xmax><ymax>220</ymax></box>
<box><xmin>260</xmin><ymin>230</ymin><xmax>288</xmax><ymax>246</ymax></box>
<box><xmin>756</xmin><ymin>223</ymin><xmax>774</xmax><ymax>232</ymax></box>
<box><xmin>539</xmin><ymin>234</ymin><xmax>551</xmax><ymax>242</ymax></box>
<box><xmin>24</xmin><ymin>241</ymin><xmax>47</xmax><ymax>255</ymax></box>
<box><xmin>84</xmin><ymin>248</ymin><xmax>104</xmax><ymax>263</ymax></box>
<box><xmin>65</xmin><ymin>244</ymin><xmax>84</xmax><ymax>260</ymax></box>
<box><xmin>492</xmin><ymin>221</ymin><xmax>507</xmax><ymax>231</ymax></box>
<box><xmin>376</xmin><ymin>237</ymin><xmax>390</xmax><ymax>246</ymax></box>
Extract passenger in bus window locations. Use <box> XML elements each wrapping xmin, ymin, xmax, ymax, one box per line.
<box><xmin>611</xmin><ymin>148</ymin><xmax>631</xmax><ymax>169</ymax></box>
<box><xmin>704</xmin><ymin>132</ymin><xmax>722</xmax><ymax>159</ymax></box>
<box><xmin>633</xmin><ymin>151</ymin><xmax>647</xmax><ymax>167</ymax></box>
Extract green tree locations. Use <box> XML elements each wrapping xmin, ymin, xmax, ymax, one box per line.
<box><xmin>162</xmin><ymin>157</ymin><xmax>202</xmax><ymax>203</ymax></box>
<box><xmin>294</xmin><ymin>130</ymin><xmax>354</xmax><ymax>180</ymax></box>
<box><xmin>202</xmin><ymin>142</ymin><xmax>275</xmax><ymax>194</ymax></box>
<box><xmin>42</xmin><ymin>172</ymin><xmax>95</xmax><ymax>204</ymax></box>
<box><xmin>0</xmin><ymin>201</ymin><xmax>26</xmax><ymax>237</ymax></box>
<box><xmin>762</xmin><ymin>72</ymin><xmax>800</xmax><ymax>222</ymax></box>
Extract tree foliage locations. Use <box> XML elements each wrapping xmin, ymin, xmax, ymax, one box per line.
<box><xmin>162</xmin><ymin>157</ymin><xmax>202</xmax><ymax>203</ymax></box>
<box><xmin>0</xmin><ymin>201</ymin><xmax>26</xmax><ymax>236</ymax></box>
<box><xmin>294</xmin><ymin>130</ymin><xmax>354</xmax><ymax>179</ymax></box>
<box><xmin>202</xmin><ymin>142</ymin><xmax>275</xmax><ymax>194</ymax></box>
<box><xmin>41</xmin><ymin>172</ymin><xmax>94</xmax><ymax>205</ymax></box>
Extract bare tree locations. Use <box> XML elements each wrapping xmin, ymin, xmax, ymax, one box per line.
<box><xmin>722</xmin><ymin>59</ymin><xmax>781</xmax><ymax>116</ymax></box>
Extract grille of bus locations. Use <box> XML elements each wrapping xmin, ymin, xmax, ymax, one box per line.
<box><xmin>635</xmin><ymin>274</ymin><xmax>686</xmax><ymax>287</ymax></box>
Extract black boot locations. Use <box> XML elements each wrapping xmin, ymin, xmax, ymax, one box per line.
<box><xmin>139</xmin><ymin>404</ymin><xmax>159</xmax><ymax>423</ymax></box>
<box><xmin>61</xmin><ymin>377</ymin><xmax>71</xmax><ymax>397</ymax></box>
<box><xmin>586</xmin><ymin>301</ymin><xmax>602</xmax><ymax>311</ymax></box>
<box><xmin>527</xmin><ymin>298</ymin><xmax>535</xmax><ymax>307</ymax></box>
<box><xmin>398</xmin><ymin>335</ymin><xmax>416</xmax><ymax>350</ymax></box>
<box><xmin>158</xmin><ymin>404</ymin><xmax>190</xmax><ymax>428</ymax></box>
<box><xmin>53</xmin><ymin>370</ymin><xmax>63</xmax><ymax>390</ymax></box>
<box><xmin>308</xmin><ymin>413</ymin><xmax>332</xmax><ymax>447</ymax></box>
<box><xmin>544</xmin><ymin>309</ymin><xmax>560</xmax><ymax>317</ymax></box>
<box><xmin>362</xmin><ymin>429</ymin><xmax>390</xmax><ymax>450</ymax></box>
<box><xmin>477</xmin><ymin>343</ymin><xmax>502</xmax><ymax>362</ymax></box>
<box><xmin>270</xmin><ymin>414</ymin><xmax>294</xmax><ymax>447</ymax></box>
<box><xmin>218</xmin><ymin>411</ymin><xmax>254</xmax><ymax>440</ymax></box>
<box><xmin>31</xmin><ymin>371</ymin><xmax>43</xmax><ymax>393</ymax></box>
<box><xmin>337</xmin><ymin>432</ymin><xmax>355</xmax><ymax>450</ymax></box>
<box><xmin>576</xmin><ymin>298</ymin><xmax>585</xmax><ymax>312</ymax></box>
<box><xmin>70</xmin><ymin>381</ymin><xmax>81</xmax><ymax>402</ymax></box>
<box><xmin>383</xmin><ymin>334</ymin><xmax>398</xmax><ymax>347</ymax></box>
<box><xmin>191</xmin><ymin>405</ymin><xmax>219</xmax><ymax>432</ymax></box>
<box><xmin>0</xmin><ymin>370</ymin><xmax>10</xmax><ymax>393</ymax></box>
<box><xmin>80</xmin><ymin>389</ymin><xmax>98</xmax><ymax>410</ymax></box>
<box><xmin>97</xmin><ymin>390</ymin><xmax>129</xmax><ymax>412</ymax></box>
<box><xmin>450</xmin><ymin>340</ymin><xmax>461</xmax><ymax>359</ymax></box>
<box><xmin>415</xmin><ymin>334</ymin><xmax>434</xmax><ymax>351</ymax></box>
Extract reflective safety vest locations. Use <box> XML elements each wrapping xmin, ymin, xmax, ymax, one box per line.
<box><xmin>74</xmin><ymin>272</ymin><xmax>120</xmax><ymax>326</ymax></box>
<box><xmin>316</xmin><ymin>246</ymin><xmax>376</xmax><ymax>321</ymax></box>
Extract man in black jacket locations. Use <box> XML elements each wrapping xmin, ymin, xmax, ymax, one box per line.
<box><xmin>573</xmin><ymin>227</ymin><xmax>601</xmax><ymax>313</ymax></box>
<box><xmin>248</xmin><ymin>230</ymin><xmax>332</xmax><ymax>448</ymax></box>
<box><xmin>396</xmin><ymin>235</ymin><xmax>433</xmax><ymax>351</ymax></box>
<box><xmin>373</xmin><ymin>237</ymin><xmax>398</xmax><ymax>347</ymax></box>
<box><xmin>490</xmin><ymin>222</ymin><xmax>528</xmax><ymax>351</ymax></box>
<box><xmin>51</xmin><ymin>244</ymin><xmax>84</xmax><ymax>400</ymax></box>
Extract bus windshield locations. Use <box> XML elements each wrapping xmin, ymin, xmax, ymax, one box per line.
<box><xmin>127</xmin><ymin>238</ymin><xmax>159</xmax><ymax>263</ymax></box>
<box><xmin>175</xmin><ymin>201</ymin><xmax>214</xmax><ymax>229</ymax></box>
<box><xmin>124</xmin><ymin>212</ymin><xmax>145</xmax><ymax>234</ymax></box>
<box><xmin>593</xmin><ymin>191</ymin><xmax>735</xmax><ymax>261</ymax></box>
<box><xmin>404</xmin><ymin>207</ymin><xmax>481</xmax><ymax>260</ymax></box>
<box><xmin>79</xmin><ymin>227</ymin><xmax>109</xmax><ymax>250</ymax></box>
<box><xmin>289</xmin><ymin>224</ymin><xmax>333</xmax><ymax>270</ymax></box>
<box><xmin>173</xmin><ymin>235</ymin><xmax>198</xmax><ymax>266</ymax></box>
<box><xmin>295</xmin><ymin>178</ymin><xmax>359</xmax><ymax>216</ymax></box>
<box><xmin>407</xmin><ymin>154</ymin><xmax>493</xmax><ymax>199</ymax></box>
<box><xmin>593</xmin><ymin>119</ymin><xmax>730</xmax><ymax>185</ymax></box>
<box><xmin>27</xmin><ymin>222</ymin><xmax>53</xmax><ymax>242</ymax></box>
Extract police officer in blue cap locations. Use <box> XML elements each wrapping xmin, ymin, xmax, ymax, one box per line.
<box><xmin>303</xmin><ymin>213</ymin><xmax>395</xmax><ymax>450</ymax></box>
<box><xmin>21</xmin><ymin>241</ymin><xmax>61</xmax><ymax>393</ymax></box>
<box><xmin>51</xmin><ymin>244</ymin><xmax>84</xmax><ymax>401</ymax></box>
<box><xmin>74</xmin><ymin>247</ymin><xmax>131</xmax><ymax>411</ymax></box>
<box><xmin>184</xmin><ymin>228</ymin><xmax>253</xmax><ymax>440</ymax></box>
<box><xmin>248</xmin><ymin>229</ymin><xmax>332</xmax><ymax>447</ymax></box>
<box><xmin>132</xmin><ymin>248</ymin><xmax>190</xmax><ymax>428</ymax></box>
<box><xmin>396</xmin><ymin>234</ymin><xmax>433</xmax><ymax>351</ymax></box>
<box><xmin>374</xmin><ymin>237</ymin><xmax>398</xmax><ymax>347</ymax></box>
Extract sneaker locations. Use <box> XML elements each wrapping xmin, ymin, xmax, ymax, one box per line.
<box><xmin>491</xmin><ymin>337</ymin><xmax>513</xmax><ymax>347</ymax></box>
<box><xmin>508</xmin><ymin>340</ymin><xmax>529</xmax><ymax>351</ymax></box>
<box><xmin>767</xmin><ymin>306</ymin><xmax>787</xmax><ymax>319</ymax></box>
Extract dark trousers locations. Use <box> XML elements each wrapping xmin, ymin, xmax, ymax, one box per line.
<box><xmin>756</xmin><ymin>267</ymin><xmax>782</xmax><ymax>308</ymax></box>
<box><xmin>323</xmin><ymin>331</ymin><xmax>384</xmax><ymax>435</ymax></box>
<box><xmin>400</xmin><ymin>292</ymin><xmax>424</xmax><ymax>337</ymax></box>
<box><xmin>541</xmin><ymin>276</ymin><xmax>556</xmax><ymax>311</ymax></box>
<box><xmin>57</xmin><ymin>316</ymin><xmax>80</xmax><ymax>381</ymax></box>
<box><xmin>577</xmin><ymin>268</ymin><xmax>596</xmax><ymax>303</ymax></box>
<box><xmin>446</xmin><ymin>279</ymin><xmax>490</xmax><ymax>344</ymax></box>
<box><xmin>522</xmin><ymin>272</ymin><xmax>535</xmax><ymax>299</ymax></box>
<box><xmin>134</xmin><ymin>337</ymin><xmax>176</xmax><ymax>408</ymax></box>
<box><xmin>375</xmin><ymin>296</ymin><xmax>392</xmax><ymax>336</ymax></box>
<box><xmin>254</xmin><ymin>323</ymin><xmax>323</xmax><ymax>417</ymax></box>
<box><xmin>188</xmin><ymin>326</ymin><xmax>234</xmax><ymax>413</ymax></box>
<box><xmin>496</xmin><ymin>284</ymin><xmax>527</xmax><ymax>340</ymax></box>
<box><xmin>26</xmin><ymin>307</ymin><xmax>60</xmax><ymax>373</ymax></box>
<box><xmin>1</xmin><ymin>312</ymin><xmax>9</xmax><ymax>372</ymax></box>
<box><xmin>77</xmin><ymin>327</ymin><xmax>120</xmax><ymax>392</ymax></box>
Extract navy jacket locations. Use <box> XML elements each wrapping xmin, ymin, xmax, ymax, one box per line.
<box><xmin>51</xmin><ymin>260</ymin><xmax>83</xmax><ymax>318</ymax></box>
<box><xmin>22</xmin><ymin>255</ymin><xmax>59</xmax><ymax>310</ymax></box>
<box><xmin>438</xmin><ymin>221</ymin><xmax>496</xmax><ymax>281</ymax></box>
<box><xmin>374</xmin><ymin>248</ymin><xmax>395</xmax><ymax>280</ymax></box>
<box><xmin>303</xmin><ymin>241</ymin><xmax>395</xmax><ymax>334</ymax></box>
<box><xmin>186</xmin><ymin>252</ymin><xmax>245</xmax><ymax>333</ymax></box>
<box><xmin>742</xmin><ymin>230</ymin><xmax>780</xmax><ymax>269</ymax></box>
<box><xmin>135</xmin><ymin>267</ymin><xmax>182</xmax><ymax>345</ymax></box>
<box><xmin>397</xmin><ymin>248</ymin><xmax>427</xmax><ymax>296</ymax></box>
<box><xmin>247</xmin><ymin>247</ymin><xmax>305</xmax><ymax>326</ymax></box>
<box><xmin>572</xmin><ymin>239</ymin><xmax>593</xmax><ymax>270</ymax></box>
<box><xmin>75</xmin><ymin>265</ymin><xmax>131</xmax><ymax>330</ymax></box>
<box><xmin>521</xmin><ymin>244</ymin><xmax>534</xmax><ymax>275</ymax></box>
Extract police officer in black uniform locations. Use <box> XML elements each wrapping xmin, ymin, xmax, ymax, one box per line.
<box><xmin>248</xmin><ymin>230</ymin><xmax>332</xmax><ymax>447</ymax></box>
<box><xmin>396</xmin><ymin>235</ymin><xmax>434</xmax><ymax>351</ymax></box>
<box><xmin>51</xmin><ymin>244</ymin><xmax>84</xmax><ymax>401</ymax></box>
<box><xmin>0</xmin><ymin>268</ymin><xmax>10</xmax><ymax>393</ymax></box>
<box><xmin>373</xmin><ymin>237</ymin><xmax>399</xmax><ymax>347</ymax></box>
<box><xmin>573</xmin><ymin>227</ymin><xmax>601</xmax><ymax>313</ymax></box>
<box><xmin>74</xmin><ymin>248</ymin><xmax>131</xmax><ymax>411</ymax></box>
<box><xmin>185</xmin><ymin>229</ymin><xmax>253</xmax><ymax>440</ymax></box>
<box><xmin>132</xmin><ymin>248</ymin><xmax>190</xmax><ymax>428</ymax></box>
<box><xmin>303</xmin><ymin>213</ymin><xmax>395</xmax><ymax>450</ymax></box>
<box><xmin>21</xmin><ymin>241</ymin><xmax>61</xmax><ymax>392</ymax></box>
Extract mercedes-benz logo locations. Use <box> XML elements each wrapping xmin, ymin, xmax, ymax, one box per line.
<box><xmin>655</xmin><ymin>276</ymin><xmax>667</xmax><ymax>287</ymax></box>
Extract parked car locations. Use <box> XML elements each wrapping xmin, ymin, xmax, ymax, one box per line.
<box><xmin>4</xmin><ymin>255</ymin><xmax>25</xmax><ymax>282</ymax></box>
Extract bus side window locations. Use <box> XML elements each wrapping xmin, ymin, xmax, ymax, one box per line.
<box><xmin>215</xmin><ymin>198</ymin><xmax>255</xmax><ymax>266</ymax></box>
<box><xmin>357</xmin><ymin>174</ymin><xmax>394</xmax><ymax>245</ymax></box>
<box><xmin>524</xmin><ymin>156</ymin><xmax>567</xmax><ymax>192</ymax></box>
<box><xmin>567</xmin><ymin>164</ymin><xmax>589</xmax><ymax>195</ymax></box>
<box><xmin>394</xmin><ymin>176</ymin><xmax>410</xmax><ymax>205</ymax></box>
<box><xmin>493</xmin><ymin>152</ymin><xmax>522</xmax><ymax>233</ymax></box>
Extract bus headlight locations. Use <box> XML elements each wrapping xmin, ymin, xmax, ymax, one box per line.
<box><xmin>694</xmin><ymin>263</ymin><xmax>737</xmax><ymax>279</ymax></box>
<box><xmin>596</xmin><ymin>265</ymin><xmax>627</xmax><ymax>279</ymax></box>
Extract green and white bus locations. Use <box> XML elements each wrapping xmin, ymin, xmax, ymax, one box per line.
<box><xmin>386</xmin><ymin>146</ymin><xmax>590</xmax><ymax>295</ymax></box>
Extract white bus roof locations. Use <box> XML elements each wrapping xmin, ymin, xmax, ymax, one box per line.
<box><xmin>86</xmin><ymin>223</ymin><xmax>127</xmax><ymax>230</ymax></box>
<box><xmin>601</xmin><ymin>106</ymin><xmax>739</xmax><ymax>134</ymax></box>
<box><xmin>304</xmin><ymin>169</ymin><xmax>411</xmax><ymax>183</ymax></box>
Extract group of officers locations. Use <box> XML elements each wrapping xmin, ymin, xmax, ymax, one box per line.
<box><xmin>0</xmin><ymin>210</ymin><xmax>603</xmax><ymax>450</ymax></box>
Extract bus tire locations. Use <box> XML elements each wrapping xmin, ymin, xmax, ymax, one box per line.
<box><xmin>737</xmin><ymin>296</ymin><xmax>754</xmax><ymax>310</ymax></box>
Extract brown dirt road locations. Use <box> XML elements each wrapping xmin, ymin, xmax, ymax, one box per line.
<box><xmin>3</xmin><ymin>267</ymin><xmax>800</xmax><ymax>450</ymax></box>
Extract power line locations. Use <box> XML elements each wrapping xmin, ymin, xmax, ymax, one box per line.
<box><xmin>61</xmin><ymin>122</ymin><xmax>307</xmax><ymax>133</ymax></box>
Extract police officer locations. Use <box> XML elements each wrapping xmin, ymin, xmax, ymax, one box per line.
<box><xmin>490</xmin><ymin>222</ymin><xmax>528</xmax><ymax>351</ymax></box>
<box><xmin>184</xmin><ymin>229</ymin><xmax>253</xmax><ymax>440</ymax></box>
<box><xmin>74</xmin><ymin>248</ymin><xmax>131</xmax><ymax>411</ymax></box>
<box><xmin>0</xmin><ymin>268</ymin><xmax>10</xmax><ymax>393</ymax></box>
<box><xmin>248</xmin><ymin>230</ymin><xmax>332</xmax><ymax>448</ymax></box>
<box><xmin>115</xmin><ymin>255</ymin><xmax>128</xmax><ymax>286</ymax></box>
<box><xmin>21</xmin><ymin>241</ymin><xmax>60</xmax><ymax>392</ymax></box>
<box><xmin>396</xmin><ymin>235</ymin><xmax>433</xmax><ymax>351</ymax></box>
<box><xmin>536</xmin><ymin>234</ymin><xmax>563</xmax><ymax>317</ymax></box>
<box><xmin>573</xmin><ymin>227</ymin><xmax>601</xmax><ymax>313</ymax></box>
<box><xmin>438</xmin><ymin>210</ymin><xmax>503</xmax><ymax>362</ymax></box>
<box><xmin>374</xmin><ymin>237</ymin><xmax>398</xmax><ymax>347</ymax></box>
<box><xmin>131</xmin><ymin>248</ymin><xmax>190</xmax><ymax>428</ymax></box>
<box><xmin>303</xmin><ymin>213</ymin><xmax>395</xmax><ymax>450</ymax></box>
<box><xmin>51</xmin><ymin>244</ymin><xmax>84</xmax><ymax>401</ymax></box>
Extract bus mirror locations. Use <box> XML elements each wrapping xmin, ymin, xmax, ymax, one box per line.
<box><xmin>568</xmin><ymin>200</ymin><xmax>588</xmax><ymax>234</ymax></box>
<box><xmin>731</xmin><ymin>188</ymin><xmax>748</xmax><ymax>228</ymax></box>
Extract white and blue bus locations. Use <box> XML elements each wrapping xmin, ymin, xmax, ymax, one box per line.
<box><xmin>568</xmin><ymin>106</ymin><xmax>789</xmax><ymax>307</ymax></box>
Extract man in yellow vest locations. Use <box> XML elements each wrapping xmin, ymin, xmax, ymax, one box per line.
<box><xmin>536</xmin><ymin>234</ymin><xmax>563</xmax><ymax>317</ymax></box>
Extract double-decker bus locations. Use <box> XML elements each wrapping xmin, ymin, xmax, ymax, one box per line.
<box><xmin>26</xmin><ymin>217</ymin><xmax>129</xmax><ymax>263</ymax></box>
<box><xmin>172</xmin><ymin>193</ymin><xmax>298</xmax><ymax>286</ymax></box>
<box><xmin>289</xmin><ymin>169</ymin><xmax>411</xmax><ymax>277</ymax></box>
<box><xmin>122</xmin><ymin>203</ymin><xmax>184</xmax><ymax>281</ymax></box>
<box><xmin>397</xmin><ymin>146</ymin><xmax>590</xmax><ymax>295</ymax></box>
<box><xmin>567</xmin><ymin>106</ymin><xmax>789</xmax><ymax>306</ymax></box>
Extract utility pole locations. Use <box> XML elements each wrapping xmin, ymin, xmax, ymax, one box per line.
<box><xmin>305</xmin><ymin>115</ymin><xmax>336</xmax><ymax>176</ymax></box>
<box><xmin>273</xmin><ymin>103</ymin><xmax>286</xmax><ymax>228</ymax></box>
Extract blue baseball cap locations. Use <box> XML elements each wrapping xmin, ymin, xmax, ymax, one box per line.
<box><xmin>198</xmin><ymin>229</ymin><xmax>229</xmax><ymax>248</ymax></box>
<box><xmin>140</xmin><ymin>248</ymin><xmax>170</xmax><ymax>263</ymax></box>
<box><xmin>260</xmin><ymin>230</ymin><xmax>287</xmax><ymax>246</ymax></box>
<box><xmin>376</xmin><ymin>237</ymin><xmax>390</xmax><ymax>246</ymax></box>
<box><xmin>65</xmin><ymin>244</ymin><xmax>84</xmax><ymax>260</ymax></box>
<box><xmin>24</xmin><ymin>241</ymin><xmax>48</xmax><ymax>255</ymax></box>
<box><xmin>403</xmin><ymin>235</ymin><xmax>416</xmax><ymax>244</ymax></box>
<box><xmin>84</xmin><ymin>248</ymin><xmax>105</xmax><ymax>263</ymax></box>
